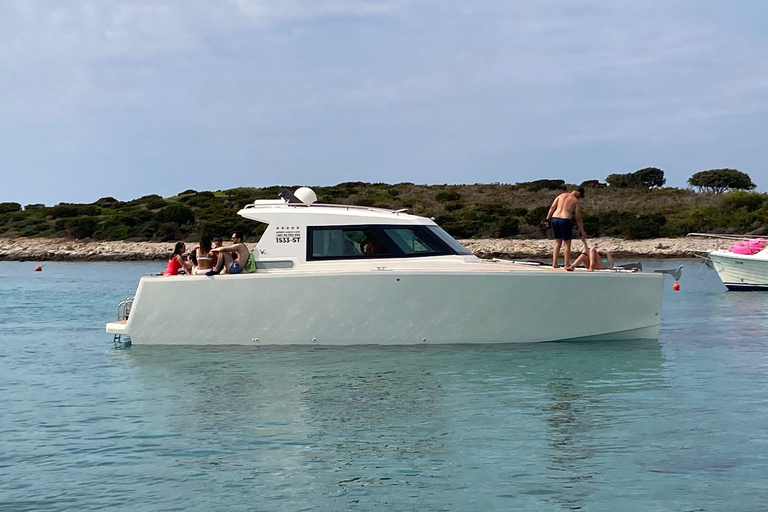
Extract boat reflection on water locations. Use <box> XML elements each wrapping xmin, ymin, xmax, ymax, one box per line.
<box><xmin>118</xmin><ymin>340</ymin><xmax>663</xmax><ymax>509</ymax></box>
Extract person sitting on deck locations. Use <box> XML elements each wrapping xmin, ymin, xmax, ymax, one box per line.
<box><xmin>206</xmin><ymin>232</ymin><xmax>252</xmax><ymax>275</ymax></box>
<box><xmin>210</xmin><ymin>236</ymin><xmax>223</xmax><ymax>269</ymax></box>
<box><xmin>193</xmin><ymin>235</ymin><xmax>214</xmax><ymax>275</ymax></box>
<box><xmin>162</xmin><ymin>241</ymin><xmax>193</xmax><ymax>276</ymax></box>
<box><xmin>566</xmin><ymin>247</ymin><xmax>614</xmax><ymax>272</ymax></box>
<box><xmin>187</xmin><ymin>250</ymin><xmax>197</xmax><ymax>274</ymax></box>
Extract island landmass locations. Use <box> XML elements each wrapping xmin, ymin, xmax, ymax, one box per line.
<box><xmin>1</xmin><ymin>172</ymin><xmax>765</xmax><ymax>262</ymax></box>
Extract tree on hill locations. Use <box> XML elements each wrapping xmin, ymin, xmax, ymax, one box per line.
<box><xmin>633</xmin><ymin>167</ymin><xmax>666</xmax><ymax>188</ymax></box>
<box><xmin>688</xmin><ymin>169</ymin><xmax>756</xmax><ymax>193</ymax></box>
<box><xmin>606</xmin><ymin>167</ymin><xmax>665</xmax><ymax>188</ymax></box>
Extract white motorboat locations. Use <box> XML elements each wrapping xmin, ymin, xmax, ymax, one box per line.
<box><xmin>107</xmin><ymin>188</ymin><xmax>666</xmax><ymax>345</ymax></box>
<box><xmin>689</xmin><ymin>233</ymin><xmax>768</xmax><ymax>291</ymax></box>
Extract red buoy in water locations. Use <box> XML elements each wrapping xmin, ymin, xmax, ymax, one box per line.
<box><xmin>673</xmin><ymin>281</ymin><xmax>680</xmax><ymax>291</ymax></box>
<box><xmin>34</xmin><ymin>265</ymin><xmax>42</xmax><ymax>272</ymax></box>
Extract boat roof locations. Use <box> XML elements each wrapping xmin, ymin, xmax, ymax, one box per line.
<box><xmin>238</xmin><ymin>198</ymin><xmax>433</xmax><ymax>226</ymax></box>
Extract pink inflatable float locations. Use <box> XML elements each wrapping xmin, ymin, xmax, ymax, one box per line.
<box><xmin>730</xmin><ymin>239</ymin><xmax>766</xmax><ymax>255</ymax></box>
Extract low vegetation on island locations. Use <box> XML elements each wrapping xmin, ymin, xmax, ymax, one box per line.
<box><xmin>0</xmin><ymin>168</ymin><xmax>764</xmax><ymax>242</ymax></box>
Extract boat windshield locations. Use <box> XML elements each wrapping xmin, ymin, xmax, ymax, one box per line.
<box><xmin>308</xmin><ymin>224</ymin><xmax>471</xmax><ymax>260</ymax></box>
<box><xmin>425</xmin><ymin>226</ymin><xmax>473</xmax><ymax>255</ymax></box>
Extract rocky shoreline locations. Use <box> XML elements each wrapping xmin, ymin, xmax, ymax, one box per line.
<box><xmin>0</xmin><ymin>236</ymin><xmax>708</xmax><ymax>262</ymax></box>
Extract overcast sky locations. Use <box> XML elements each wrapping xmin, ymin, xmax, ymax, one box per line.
<box><xmin>2</xmin><ymin>0</ymin><xmax>767</xmax><ymax>205</ymax></box>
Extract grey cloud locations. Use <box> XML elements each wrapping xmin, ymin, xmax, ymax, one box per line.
<box><xmin>1</xmin><ymin>0</ymin><xmax>767</xmax><ymax>204</ymax></box>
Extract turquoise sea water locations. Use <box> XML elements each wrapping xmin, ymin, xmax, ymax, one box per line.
<box><xmin>1</xmin><ymin>260</ymin><xmax>767</xmax><ymax>511</ymax></box>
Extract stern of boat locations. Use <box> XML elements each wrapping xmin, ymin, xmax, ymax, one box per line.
<box><xmin>106</xmin><ymin>297</ymin><xmax>133</xmax><ymax>344</ymax></box>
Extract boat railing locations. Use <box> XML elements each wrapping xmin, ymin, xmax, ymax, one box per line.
<box><xmin>117</xmin><ymin>297</ymin><xmax>134</xmax><ymax>321</ymax></box>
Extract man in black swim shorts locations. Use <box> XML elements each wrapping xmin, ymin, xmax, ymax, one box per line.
<box><xmin>549</xmin><ymin>217</ymin><xmax>574</xmax><ymax>241</ymax></box>
<box><xmin>545</xmin><ymin>187</ymin><xmax>587</xmax><ymax>268</ymax></box>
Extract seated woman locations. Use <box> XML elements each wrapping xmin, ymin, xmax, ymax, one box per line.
<box><xmin>162</xmin><ymin>241</ymin><xmax>193</xmax><ymax>276</ymax></box>
<box><xmin>566</xmin><ymin>247</ymin><xmax>614</xmax><ymax>272</ymax></box>
<box><xmin>193</xmin><ymin>235</ymin><xmax>214</xmax><ymax>275</ymax></box>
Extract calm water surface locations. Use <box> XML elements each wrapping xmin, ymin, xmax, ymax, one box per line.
<box><xmin>0</xmin><ymin>260</ymin><xmax>766</xmax><ymax>511</ymax></box>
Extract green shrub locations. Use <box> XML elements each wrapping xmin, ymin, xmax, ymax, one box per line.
<box><xmin>144</xmin><ymin>198</ymin><xmax>168</xmax><ymax>210</ymax></box>
<box><xmin>581</xmin><ymin>212</ymin><xmax>600</xmax><ymax>236</ymax></box>
<box><xmin>93</xmin><ymin>225</ymin><xmax>131</xmax><ymax>240</ymax></box>
<box><xmin>50</xmin><ymin>204</ymin><xmax>100</xmax><ymax>219</ymax></box>
<box><xmin>0</xmin><ymin>202</ymin><xmax>22</xmax><ymax>214</ymax></box>
<box><xmin>154</xmin><ymin>222</ymin><xmax>182</xmax><ymax>242</ymax></box>
<box><xmin>185</xmin><ymin>191</ymin><xmax>217</xmax><ymax>208</ymax></box>
<box><xmin>95</xmin><ymin>197</ymin><xmax>122</xmax><ymax>207</ymax></box>
<box><xmin>156</xmin><ymin>204</ymin><xmax>194</xmax><ymax>225</ymax></box>
<box><xmin>620</xmin><ymin>213</ymin><xmax>666</xmax><ymax>239</ymax></box>
<box><xmin>525</xmin><ymin>206</ymin><xmax>549</xmax><ymax>226</ymax></box>
<box><xmin>444</xmin><ymin>201</ymin><xmax>463</xmax><ymax>212</ymax></box>
<box><xmin>128</xmin><ymin>194</ymin><xmax>165</xmax><ymax>207</ymax></box>
<box><xmin>435</xmin><ymin>190</ymin><xmax>462</xmax><ymax>202</ymax></box>
<box><xmin>520</xmin><ymin>179</ymin><xmax>566</xmax><ymax>192</ymax></box>
<box><xmin>54</xmin><ymin>216</ymin><xmax>99</xmax><ymax>239</ymax></box>
<box><xmin>722</xmin><ymin>191</ymin><xmax>766</xmax><ymax>212</ymax></box>
<box><xmin>580</xmin><ymin>180</ymin><xmax>606</xmax><ymax>189</ymax></box>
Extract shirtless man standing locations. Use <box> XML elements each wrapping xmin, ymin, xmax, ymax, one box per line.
<box><xmin>545</xmin><ymin>187</ymin><xmax>587</xmax><ymax>268</ymax></box>
<box><xmin>207</xmin><ymin>231</ymin><xmax>251</xmax><ymax>275</ymax></box>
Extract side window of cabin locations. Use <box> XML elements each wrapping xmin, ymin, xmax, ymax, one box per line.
<box><xmin>311</xmin><ymin>228</ymin><xmax>389</xmax><ymax>259</ymax></box>
<box><xmin>382</xmin><ymin>228</ymin><xmax>441</xmax><ymax>255</ymax></box>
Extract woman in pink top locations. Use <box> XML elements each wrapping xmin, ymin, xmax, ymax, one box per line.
<box><xmin>162</xmin><ymin>241</ymin><xmax>192</xmax><ymax>276</ymax></box>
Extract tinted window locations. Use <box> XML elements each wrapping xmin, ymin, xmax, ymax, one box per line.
<box><xmin>381</xmin><ymin>227</ymin><xmax>441</xmax><ymax>255</ymax></box>
<box><xmin>426</xmin><ymin>226</ymin><xmax>473</xmax><ymax>255</ymax></box>
<box><xmin>308</xmin><ymin>225</ymin><xmax>469</xmax><ymax>261</ymax></box>
<box><xmin>311</xmin><ymin>228</ymin><xmax>389</xmax><ymax>259</ymax></box>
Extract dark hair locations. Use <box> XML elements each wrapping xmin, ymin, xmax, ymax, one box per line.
<box><xmin>171</xmin><ymin>241</ymin><xmax>185</xmax><ymax>258</ymax></box>
<box><xmin>212</xmin><ymin>236</ymin><xmax>222</xmax><ymax>243</ymax></box>
<box><xmin>576</xmin><ymin>186</ymin><xmax>585</xmax><ymax>198</ymax></box>
<box><xmin>188</xmin><ymin>251</ymin><xmax>198</xmax><ymax>266</ymax></box>
<box><xmin>199</xmin><ymin>235</ymin><xmax>212</xmax><ymax>252</ymax></box>
<box><xmin>233</xmin><ymin>231</ymin><xmax>244</xmax><ymax>241</ymax></box>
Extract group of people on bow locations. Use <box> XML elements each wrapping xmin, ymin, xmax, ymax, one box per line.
<box><xmin>162</xmin><ymin>232</ymin><xmax>254</xmax><ymax>276</ymax></box>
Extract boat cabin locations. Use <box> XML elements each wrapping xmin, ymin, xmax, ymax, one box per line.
<box><xmin>239</xmin><ymin>188</ymin><xmax>474</xmax><ymax>270</ymax></box>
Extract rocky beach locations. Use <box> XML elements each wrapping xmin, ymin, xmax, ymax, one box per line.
<box><xmin>0</xmin><ymin>236</ymin><xmax>713</xmax><ymax>262</ymax></box>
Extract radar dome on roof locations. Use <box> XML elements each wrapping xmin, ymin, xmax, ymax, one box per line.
<box><xmin>294</xmin><ymin>187</ymin><xmax>317</xmax><ymax>205</ymax></box>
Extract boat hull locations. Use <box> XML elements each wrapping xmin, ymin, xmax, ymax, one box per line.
<box><xmin>709</xmin><ymin>251</ymin><xmax>768</xmax><ymax>291</ymax></box>
<box><xmin>107</xmin><ymin>270</ymin><xmax>663</xmax><ymax>345</ymax></box>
